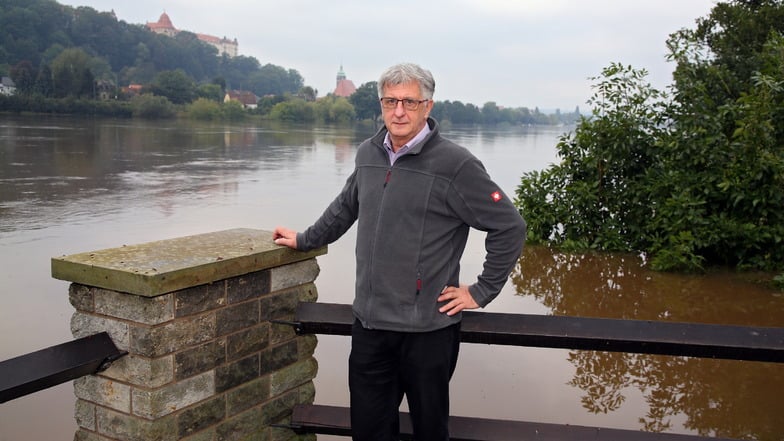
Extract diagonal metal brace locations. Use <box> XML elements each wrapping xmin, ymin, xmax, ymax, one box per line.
<box><xmin>97</xmin><ymin>348</ymin><xmax>129</xmax><ymax>372</ymax></box>
<box><xmin>270</xmin><ymin>319</ymin><xmax>304</xmax><ymax>335</ymax></box>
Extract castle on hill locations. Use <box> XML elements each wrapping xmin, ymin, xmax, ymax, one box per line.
<box><xmin>146</xmin><ymin>12</ymin><xmax>238</xmax><ymax>57</ymax></box>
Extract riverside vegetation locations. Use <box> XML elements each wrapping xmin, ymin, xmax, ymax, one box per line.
<box><xmin>515</xmin><ymin>0</ymin><xmax>784</xmax><ymax>287</ymax></box>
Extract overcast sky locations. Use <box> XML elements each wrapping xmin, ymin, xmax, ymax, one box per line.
<box><xmin>57</xmin><ymin>0</ymin><xmax>717</xmax><ymax>110</ymax></box>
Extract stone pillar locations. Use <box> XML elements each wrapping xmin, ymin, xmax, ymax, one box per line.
<box><xmin>51</xmin><ymin>229</ymin><xmax>326</xmax><ymax>441</ymax></box>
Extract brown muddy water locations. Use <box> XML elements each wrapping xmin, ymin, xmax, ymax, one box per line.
<box><xmin>0</xmin><ymin>115</ymin><xmax>781</xmax><ymax>440</ymax></box>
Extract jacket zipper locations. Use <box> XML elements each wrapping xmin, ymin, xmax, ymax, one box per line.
<box><xmin>368</xmin><ymin>167</ymin><xmax>392</xmax><ymax>327</ymax></box>
<box><xmin>416</xmin><ymin>267</ymin><xmax>422</xmax><ymax>296</ymax></box>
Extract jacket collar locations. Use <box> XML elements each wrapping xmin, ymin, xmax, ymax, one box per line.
<box><xmin>372</xmin><ymin>117</ymin><xmax>439</xmax><ymax>156</ymax></box>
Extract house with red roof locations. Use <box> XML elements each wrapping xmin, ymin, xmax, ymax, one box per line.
<box><xmin>121</xmin><ymin>84</ymin><xmax>144</xmax><ymax>96</ymax></box>
<box><xmin>146</xmin><ymin>12</ymin><xmax>238</xmax><ymax>57</ymax></box>
<box><xmin>224</xmin><ymin>90</ymin><xmax>258</xmax><ymax>109</ymax></box>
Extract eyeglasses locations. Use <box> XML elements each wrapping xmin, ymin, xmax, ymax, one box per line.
<box><xmin>379</xmin><ymin>97</ymin><xmax>430</xmax><ymax>111</ymax></box>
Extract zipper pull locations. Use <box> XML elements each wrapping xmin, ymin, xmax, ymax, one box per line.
<box><xmin>416</xmin><ymin>269</ymin><xmax>422</xmax><ymax>295</ymax></box>
<box><xmin>384</xmin><ymin>169</ymin><xmax>392</xmax><ymax>187</ymax></box>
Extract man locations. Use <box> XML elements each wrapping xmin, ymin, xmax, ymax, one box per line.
<box><xmin>273</xmin><ymin>62</ymin><xmax>526</xmax><ymax>441</ymax></box>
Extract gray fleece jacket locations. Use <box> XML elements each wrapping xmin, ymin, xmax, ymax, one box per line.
<box><xmin>297</xmin><ymin>118</ymin><xmax>526</xmax><ymax>332</ymax></box>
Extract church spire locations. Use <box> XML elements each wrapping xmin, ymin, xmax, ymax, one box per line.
<box><xmin>336</xmin><ymin>64</ymin><xmax>347</xmax><ymax>86</ymax></box>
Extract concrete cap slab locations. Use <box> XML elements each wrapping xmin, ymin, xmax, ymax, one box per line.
<box><xmin>51</xmin><ymin>228</ymin><xmax>326</xmax><ymax>297</ymax></box>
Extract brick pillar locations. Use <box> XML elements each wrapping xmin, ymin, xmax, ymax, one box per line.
<box><xmin>51</xmin><ymin>229</ymin><xmax>325</xmax><ymax>441</ymax></box>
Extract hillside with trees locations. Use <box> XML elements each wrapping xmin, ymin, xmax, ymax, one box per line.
<box><xmin>0</xmin><ymin>0</ymin><xmax>303</xmax><ymax>96</ymax></box>
<box><xmin>515</xmin><ymin>0</ymin><xmax>784</xmax><ymax>284</ymax></box>
<box><xmin>0</xmin><ymin>0</ymin><xmax>580</xmax><ymax>124</ymax></box>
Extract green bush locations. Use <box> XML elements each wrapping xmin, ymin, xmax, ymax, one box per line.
<box><xmin>269</xmin><ymin>98</ymin><xmax>314</xmax><ymax>122</ymax></box>
<box><xmin>187</xmin><ymin>98</ymin><xmax>222</xmax><ymax>120</ymax></box>
<box><xmin>221</xmin><ymin>100</ymin><xmax>247</xmax><ymax>121</ymax></box>
<box><xmin>0</xmin><ymin>93</ymin><xmax>132</xmax><ymax>116</ymax></box>
<box><xmin>130</xmin><ymin>94</ymin><xmax>175</xmax><ymax>119</ymax></box>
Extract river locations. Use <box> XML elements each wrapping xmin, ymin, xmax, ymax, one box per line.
<box><xmin>0</xmin><ymin>115</ymin><xmax>782</xmax><ymax>440</ymax></box>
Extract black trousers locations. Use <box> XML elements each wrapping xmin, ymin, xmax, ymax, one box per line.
<box><xmin>348</xmin><ymin>319</ymin><xmax>461</xmax><ymax>441</ymax></box>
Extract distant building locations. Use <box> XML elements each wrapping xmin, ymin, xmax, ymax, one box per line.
<box><xmin>95</xmin><ymin>79</ymin><xmax>115</xmax><ymax>100</ymax></box>
<box><xmin>195</xmin><ymin>33</ymin><xmax>238</xmax><ymax>58</ymax></box>
<box><xmin>333</xmin><ymin>65</ymin><xmax>356</xmax><ymax>97</ymax></box>
<box><xmin>146</xmin><ymin>12</ymin><xmax>238</xmax><ymax>57</ymax></box>
<box><xmin>145</xmin><ymin>12</ymin><xmax>177</xmax><ymax>37</ymax></box>
<box><xmin>121</xmin><ymin>84</ymin><xmax>144</xmax><ymax>96</ymax></box>
<box><xmin>0</xmin><ymin>77</ymin><xmax>16</xmax><ymax>96</ymax></box>
<box><xmin>224</xmin><ymin>90</ymin><xmax>258</xmax><ymax>109</ymax></box>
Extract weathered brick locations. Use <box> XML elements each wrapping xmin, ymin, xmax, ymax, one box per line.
<box><xmin>75</xmin><ymin>398</ymin><xmax>96</xmax><ymax>430</ymax></box>
<box><xmin>175</xmin><ymin>283</ymin><xmax>225</xmax><ymax>317</ymax></box>
<box><xmin>73</xmin><ymin>429</ymin><xmax>103</xmax><ymax>441</ymax></box>
<box><xmin>180</xmin><ymin>428</ymin><xmax>217</xmax><ymax>441</ymax></box>
<box><xmin>260</xmin><ymin>341</ymin><xmax>298</xmax><ymax>376</ymax></box>
<box><xmin>297</xmin><ymin>335</ymin><xmax>317</xmax><ymax>359</ymax></box>
<box><xmin>215</xmin><ymin>354</ymin><xmax>260</xmax><ymax>393</ymax></box>
<box><xmin>132</xmin><ymin>371</ymin><xmax>215</xmax><ymax>419</ymax></box>
<box><xmin>270</xmin><ymin>423</ymin><xmax>313</xmax><ymax>441</ymax></box>
<box><xmin>226</xmin><ymin>270</ymin><xmax>271</xmax><ymax>303</ymax></box>
<box><xmin>226</xmin><ymin>376</ymin><xmax>270</xmax><ymax>416</ymax></box>
<box><xmin>71</xmin><ymin>312</ymin><xmax>130</xmax><ymax>350</ymax></box>
<box><xmin>177</xmin><ymin>396</ymin><xmax>226</xmax><ymax>438</ymax></box>
<box><xmin>269</xmin><ymin>321</ymin><xmax>297</xmax><ymax>346</ymax></box>
<box><xmin>103</xmin><ymin>354</ymin><xmax>174</xmax><ymax>388</ymax></box>
<box><xmin>269</xmin><ymin>359</ymin><xmax>317</xmax><ymax>397</ymax></box>
<box><xmin>74</xmin><ymin>375</ymin><xmax>131</xmax><ymax>413</ymax></box>
<box><xmin>217</xmin><ymin>300</ymin><xmax>259</xmax><ymax>337</ymax></box>
<box><xmin>95</xmin><ymin>289</ymin><xmax>174</xmax><ymax>325</ymax></box>
<box><xmin>269</xmin><ymin>260</ymin><xmax>319</xmax><ymax>292</ymax></box>
<box><xmin>259</xmin><ymin>283</ymin><xmax>316</xmax><ymax>322</ymax></box>
<box><xmin>96</xmin><ymin>406</ymin><xmax>177</xmax><ymax>441</ymax></box>
<box><xmin>226</xmin><ymin>324</ymin><xmax>269</xmax><ymax>361</ymax></box>
<box><xmin>298</xmin><ymin>381</ymin><xmax>316</xmax><ymax>405</ymax></box>
<box><xmin>69</xmin><ymin>283</ymin><xmax>95</xmax><ymax>312</ymax></box>
<box><xmin>260</xmin><ymin>390</ymin><xmax>298</xmax><ymax>426</ymax></box>
<box><xmin>215</xmin><ymin>407</ymin><xmax>264</xmax><ymax>441</ymax></box>
<box><xmin>175</xmin><ymin>339</ymin><xmax>226</xmax><ymax>380</ymax></box>
<box><xmin>131</xmin><ymin>313</ymin><xmax>216</xmax><ymax>357</ymax></box>
<box><xmin>268</xmin><ymin>425</ymin><xmax>293</xmax><ymax>441</ymax></box>
<box><xmin>298</xmin><ymin>283</ymin><xmax>319</xmax><ymax>303</ymax></box>
<box><xmin>259</xmin><ymin>290</ymin><xmax>299</xmax><ymax>323</ymax></box>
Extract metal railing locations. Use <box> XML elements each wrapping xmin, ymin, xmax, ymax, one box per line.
<box><xmin>0</xmin><ymin>332</ymin><xmax>126</xmax><ymax>404</ymax></box>
<box><xmin>278</xmin><ymin>302</ymin><xmax>784</xmax><ymax>441</ymax></box>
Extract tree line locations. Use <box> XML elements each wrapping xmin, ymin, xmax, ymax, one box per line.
<box><xmin>515</xmin><ymin>0</ymin><xmax>784</xmax><ymax>285</ymax></box>
<box><xmin>264</xmin><ymin>81</ymin><xmax>581</xmax><ymax>126</ymax></box>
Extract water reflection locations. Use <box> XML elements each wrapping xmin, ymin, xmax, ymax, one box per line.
<box><xmin>0</xmin><ymin>117</ymin><xmax>370</xmax><ymax>234</ymax></box>
<box><xmin>1</xmin><ymin>116</ymin><xmax>781</xmax><ymax>441</ymax></box>
<box><xmin>513</xmin><ymin>246</ymin><xmax>784</xmax><ymax>440</ymax></box>
<box><xmin>513</xmin><ymin>246</ymin><xmax>783</xmax><ymax>325</ymax></box>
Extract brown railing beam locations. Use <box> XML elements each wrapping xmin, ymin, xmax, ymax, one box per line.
<box><xmin>286</xmin><ymin>404</ymin><xmax>741</xmax><ymax>441</ymax></box>
<box><xmin>0</xmin><ymin>332</ymin><xmax>126</xmax><ymax>403</ymax></box>
<box><xmin>291</xmin><ymin>302</ymin><xmax>784</xmax><ymax>363</ymax></box>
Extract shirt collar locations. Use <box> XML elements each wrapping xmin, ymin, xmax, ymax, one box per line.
<box><xmin>383</xmin><ymin>122</ymin><xmax>432</xmax><ymax>156</ymax></box>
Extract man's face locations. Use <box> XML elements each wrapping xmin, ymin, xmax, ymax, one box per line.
<box><xmin>380</xmin><ymin>82</ymin><xmax>433</xmax><ymax>149</ymax></box>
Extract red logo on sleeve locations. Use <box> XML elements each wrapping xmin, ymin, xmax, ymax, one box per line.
<box><xmin>491</xmin><ymin>191</ymin><xmax>502</xmax><ymax>202</ymax></box>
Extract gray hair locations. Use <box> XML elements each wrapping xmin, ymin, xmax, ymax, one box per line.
<box><xmin>377</xmin><ymin>63</ymin><xmax>435</xmax><ymax>100</ymax></box>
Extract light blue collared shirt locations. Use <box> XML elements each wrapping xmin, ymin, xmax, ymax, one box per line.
<box><xmin>384</xmin><ymin>123</ymin><xmax>431</xmax><ymax>165</ymax></box>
